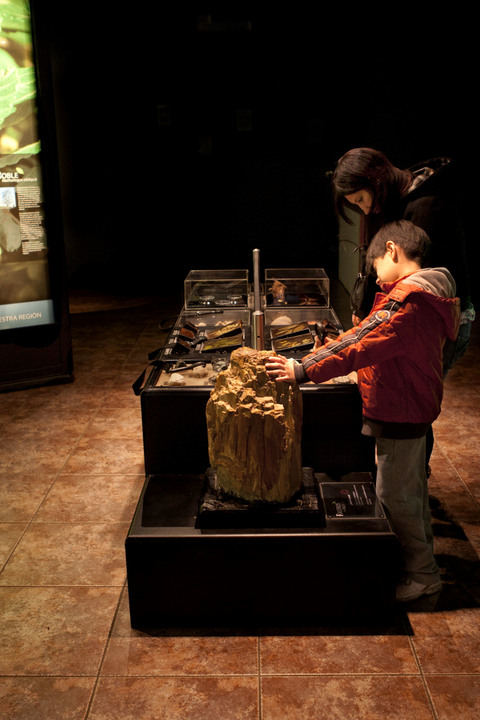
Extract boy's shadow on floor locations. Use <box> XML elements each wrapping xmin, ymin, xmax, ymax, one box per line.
<box><xmin>403</xmin><ymin>495</ymin><xmax>480</xmax><ymax>613</ymax></box>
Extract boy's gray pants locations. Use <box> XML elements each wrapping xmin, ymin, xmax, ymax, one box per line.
<box><xmin>375</xmin><ymin>436</ymin><xmax>440</xmax><ymax>584</ymax></box>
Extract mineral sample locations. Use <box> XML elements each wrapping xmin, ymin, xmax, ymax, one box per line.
<box><xmin>205</xmin><ymin>347</ymin><xmax>303</xmax><ymax>503</ymax></box>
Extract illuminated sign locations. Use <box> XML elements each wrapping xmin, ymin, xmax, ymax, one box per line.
<box><xmin>0</xmin><ymin>0</ymin><xmax>54</xmax><ymax>330</ymax></box>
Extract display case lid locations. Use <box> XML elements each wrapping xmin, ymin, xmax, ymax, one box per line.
<box><xmin>184</xmin><ymin>269</ymin><xmax>249</xmax><ymax>309</ymax></box>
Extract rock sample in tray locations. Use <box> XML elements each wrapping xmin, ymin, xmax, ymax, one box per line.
<box><xmin>206</xmin><ymin>347</ymin><xmax>303</xmax><ymax>503</ymax></box>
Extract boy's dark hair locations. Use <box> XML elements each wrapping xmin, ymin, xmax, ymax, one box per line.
<box><xmin>366</xmin><ymin>220</ymin><xmax>431</xmax><ymax>274</ymax></box>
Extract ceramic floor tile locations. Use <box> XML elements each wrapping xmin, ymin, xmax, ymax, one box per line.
<box><xmin>425</xmin><ymin>674</ymin><xmax>480</xmax><ymax>720</ymax></box>
<box><xmin>434</xmin><ymin>427</ymin><xmax>479</xmax><ymax>459</ymax></box>
<box><xmin>0</xmin><ymin>677</ymin><xmax>94</xmax><ymax>720</ymax></box>
<box><xmin>0</xmin><ymin>474</ymin><xmax>56</xmax><ymax>522</ymax></box>
<box><xmin>260</xmin><ymin>633</ymin><xmax>418</xmax><ymax>675</ymax></box>
<box><xmin>435</xmin><ymin>409</ymin><xmax>480</xmax><ymax>439</ymax></box>
<box><xmin>102</xmin><ymin>634</ymin><xmax>259</xmax><ymax>677</ymax></box>
<box><xmin>0</xmin><ymin>523</ymin><xmax>27</xmax><ymax>568</ymax></box>
<box><xmin>438</xmin><ymin>388</ymin><xmax>480</xmax><ymax>413</ymax></box>
<box><xmin>129</xmin><ymin>330</ymin><xmax>170</xmax><ymax>352</ymax></box>
<box><xmin>428</xmin><ymin>457</ymin><xmax>480</xmax><ymax>524</ymax></box>
<box><xmin>0</xmin><ymin>523</ymin><xmax>129</xmax><ymax>586</ymax></box>
<box><xmin>72</xmin><ymin>343</ymin><xmax>137</xmax><ymax>361</ymax></box>
<box><xmin>0</xmin><ymin>392</ymin><xmax>28</xmax><ymax>426</ymax></box>
<box><xmin>69</xmin><ymin>358</ymin><xmax>126</xmax><ymax>385</ymax></box>
<box><xmin>1</xmin><ymin>404</ymin><xmax>94</xmax><ymax>440</ymax></box>
<box><xmin>0</xmin><ymin>586</ymin><xmax>120</xmax><ymax>676</ymax></box>
<box><xmin>461</xmin><ymin>521</ymin><xmax>480</xmax><ymax>556</ymax></box>
<box><xmin>408</xmin><ymin>608</ymin><xmax>480</xmax><ymax>673</ymax></box>
<box><xmin>430</xmin><ymin>450</ymin><xmax>480</xmax><ymax>498</ymax></box>
<box><xmin>101</xmin><ymin>385</ymin><xmax>145</xmax><ymax>409</ymax></box>
<box><xmin>81</xmin><ymin>405</ymin><xmax>143</xmax><ymax>438</ymax></box>
<box><xmin>70</xmin><ymin>322</ymin><xmax>141</xmax><ymax>345</ymax></box>
<box><xmin>34</xmin><ymin>473</ymin><xmax>144</xmax><ymax>523</ymax></box>
<box><xmin>115</xmin><ymin>361</ymin><xmax>154</xmax><ymax>381</ymax></box>
<box><xmin>89</xmin><ymin>677</ymin><xmax>259</xmax><ymax>720</ymax></box>
<box><xmin>434</xmin><ymin>403</ymin><xmax>480</xmax><ymax>436</ymax></box>
<box><xmin>128</xmin><ymin>336</ymin><xmax>168</xmax><ymax>359</ymax></box>
<box><xmin>439</xmin><ymin>456</ymin><xmax>480</xmax><ymax>497</ymax></box>
<box><xmin>447</xmin><ymin>364</ymin><xmax>480</xmax><ymax>387</ymax></box>
<box><xmin>433</xmin><ymin>533</ymin><xmax>480</xmax><ymax>595</ymax></box>
<box><xmin>261</xmin><ymin>676</ymin><xmax>435</xmax><ymax>720</ymax></box>
<box><xmin>61</xmin><ymin>436</ymin><xmax>144</xmax><ymax>474</ymax></box>
<box><xmin>102</xmin><ymin>590</ymin><xmax>259</xmax><ymax>677</ymax></box>
<box><xmin>433</xmin><ymin>519</ymin><xmax>480</xmax><ymax>561</ymax></box>
<box><xmin>13</xmin><ymin>383</ymin><xmax>106</xmax><ymax>410</ymax></box>
<box><xmin>0</xmin><ymin>439</ymin><xmax>77</xmax><ymax>475</ymax></box>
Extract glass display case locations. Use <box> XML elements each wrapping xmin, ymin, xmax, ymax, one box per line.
<box><xmin>184</xmin><ymin>269</ymin><xmax>249</xmax><ymax>309</ymax></box>
<box><xmin>264</xmin><ymin>268</ymin><xmax>330</xmax><ymax>308</ymax></box>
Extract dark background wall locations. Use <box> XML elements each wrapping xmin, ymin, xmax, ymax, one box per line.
<box><xmin>44</xmin><ymin>4</ymin><xmax>477</xmax><ymax>301</ymax></box>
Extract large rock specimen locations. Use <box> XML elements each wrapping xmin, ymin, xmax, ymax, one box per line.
<box><xmin>206</xmin><ymin>347</ymin><xmax>303</xmax><ymax>503</ymax></box>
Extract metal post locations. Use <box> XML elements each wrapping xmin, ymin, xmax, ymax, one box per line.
<box><xmin>252</xmin><ymin>248</ymin><xmax>264</xmax><ymax>349</ymax></box>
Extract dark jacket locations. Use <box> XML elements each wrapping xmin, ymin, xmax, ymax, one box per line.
<box><xmin>355</xmin><ymin>158</ymin><xmax>471</xmax><ymax>317</ymax></box>
<box><xmin>296</xmin><ymin>268</ymin><xmax>460</xmax><ymax>438</ymax></box>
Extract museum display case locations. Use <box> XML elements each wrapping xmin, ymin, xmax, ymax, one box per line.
<box><xmin>137</xmin><ymin>265</ymin><xmax>374</xmax><ymax>475</ymax></box>
<box><xmin>265</xmin><ymin>267</ymin><xmax>330</xmax><ymax>307</ymax></box>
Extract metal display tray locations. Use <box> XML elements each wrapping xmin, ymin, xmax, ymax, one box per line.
<box><xmin>265</xmin><ymin>306</ymin><xmax>343</xmax><ymax>355</ymax></box>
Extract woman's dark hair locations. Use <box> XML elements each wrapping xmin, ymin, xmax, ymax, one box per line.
<box><xmin>332</xmin><ymin>148</ymin><xmax>413</xmax><ymax>222</ymax></box>
<box><xmin>365</xmin><ymin>220</ymin><xmax>431</xmax><ymax>274</ymax></box>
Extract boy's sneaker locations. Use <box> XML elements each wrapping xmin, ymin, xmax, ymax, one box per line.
<box><xmin>396</xmin><ymin>577</ymin><xmax>442</xmax><ymax>602</ymax></box>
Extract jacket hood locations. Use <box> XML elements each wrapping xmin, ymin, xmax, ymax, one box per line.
<box><xmin>403</xmin><ymin>267</ymin><xmax>456</xmax><ymax>298</ymax></box>
<box><xmin>380</xmin><ymin>268</ymin><xmax>460</xmax><ymax>340</ymax></box>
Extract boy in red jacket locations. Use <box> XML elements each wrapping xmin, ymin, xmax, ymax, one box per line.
<box><xmin>266</xmin><ymin>220</ymin><xmax>460</xmax><ymax>602</ymax></box>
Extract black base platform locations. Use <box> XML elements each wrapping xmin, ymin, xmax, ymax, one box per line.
<box><xmin>125</xmin><ymin>471</ymin><xmax>401</xmax><ymax>629</ymax></box>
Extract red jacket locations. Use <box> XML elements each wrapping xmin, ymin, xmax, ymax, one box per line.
<box><xmin>294</xmin><ymin>269</ymin><xmax>460</xmax><ymax>437</ymax></box>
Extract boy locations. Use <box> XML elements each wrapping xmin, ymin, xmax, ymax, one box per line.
<box><xmin>266</xmin><ymin>220</ymin><xmax>460</xmax><ymax>602</ymax></box>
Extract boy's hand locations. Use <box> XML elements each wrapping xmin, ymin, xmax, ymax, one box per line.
<box><xmin>265</xmin><ymin>356</ymin><xmax>297</xmax><ymax>383</ymax></box>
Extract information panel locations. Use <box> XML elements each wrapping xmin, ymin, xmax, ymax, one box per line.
<box><xmin>0</xmin><ymin>0</ymin><xmax>54</xmax><ymax>330</ymax></box>
<box><xmin>320</xmin><ymin>481</ymin><xmax>384</xmax><ymax>519</ymax></box>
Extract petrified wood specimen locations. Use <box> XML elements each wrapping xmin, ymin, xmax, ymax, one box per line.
<box><xmin>206</xmin><ymin>347</ymin><xmax>303</xmax><ymax>503</ymax></box>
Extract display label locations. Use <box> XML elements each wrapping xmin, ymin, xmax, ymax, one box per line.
<box><xmin>320</xmin><ymin>482</ymin><xmax>384</xmax><ymax>519</ymax></box>
<box><xmin>0</xmin><ymin>0</ymin><xmax>54</xmax><ymax>330</ymax></box>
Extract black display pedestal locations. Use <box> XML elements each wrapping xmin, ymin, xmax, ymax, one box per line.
<box><xmin>125</xmin><ymin>471</ymin><xmax>400</xmax><ymax>630</ymax></box>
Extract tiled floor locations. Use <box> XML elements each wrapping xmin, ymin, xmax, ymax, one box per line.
<box><xmin>1</xmin><ymin>289</ymin><xmax>479</xmax><ymax>720</ymax></box>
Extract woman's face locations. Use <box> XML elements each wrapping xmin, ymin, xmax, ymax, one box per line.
<box><xmin>344</xmin><ymin>189</ymin><xmax>374</xmax><ymax>214</ymax></box>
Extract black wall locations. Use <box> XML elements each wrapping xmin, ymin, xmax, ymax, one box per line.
<box><xmin>46</xmin><ymin>5</ymin><xmax>477</xmax><ymax>300</ymax></box>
